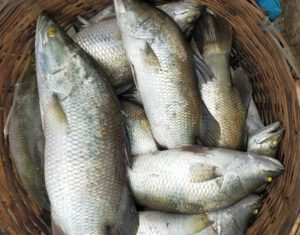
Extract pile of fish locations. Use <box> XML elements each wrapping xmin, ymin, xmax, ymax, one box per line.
<box><xmin>4</xmin><ymin>0</ymin><xmax>285</xmax><ymax>234</ymax></box>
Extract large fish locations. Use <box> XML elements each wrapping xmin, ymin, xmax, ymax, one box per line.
<box><xmin>4</xmin><ymin>58</ymin><xmax>49</xmax><ymax>210</ymax></box>
<box><xmin>121</xmin><ymin>101</ymin><xmax>158</xmax><ymax>156</ymax></box>
<box><xmin>137</xmin><ymin>195</ymin><xmax>261</xmax><ymax>235</ymax></box>
<box><xmin>74</xmin><ymin>1</ymin><xmax>204</xmax><ymax>92</ymax></box>
<box><xmin>193</xmin><ymin>13</ymin><xmax>252</xmax><ymax>150</ymax></box>
<box><xmin>35</xmin><ymin>13</ymin><xmax>138</xmax><ymax>235</ymax></box>
<box><xmin>114</xmin><ymin>0</ymin><xmax>202</xmax><ymax>148</ymax></box>
<box><xmin>128</xmin><ymin>145</ymin><xmax>283</xmax><ymax>213</ymax></box>
<box><xmin>195</xmin><ymin>195</ymin><xmax>262</xmax><ymax>235</ymax></box>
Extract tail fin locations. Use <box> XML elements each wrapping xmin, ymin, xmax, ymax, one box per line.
<box><xmin>194</xmin><ymin>11</ymin><xmax>232</xmax><ymax>55</ymax></box>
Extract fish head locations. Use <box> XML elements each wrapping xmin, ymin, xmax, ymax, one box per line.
<box><xmin>35</xmin><ymin>12</ymin><xmax>81</xmax><ymax>98</ymax></box>
<box><xmin>159</xmin><ymin>1</ymin><xmax>204</xmax><ymax>37</ymax></box>
<box><xmin>248</xmin><ymin>122</ymin><xmax>284</xmax><ymax>157</ymax></box>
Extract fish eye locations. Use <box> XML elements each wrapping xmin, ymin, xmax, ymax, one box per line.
<box><xmin>270</xmin><ymin>139</ymin><xmax>279</xmax><ymax>148</ymax></box>
<box><xmin>253</xmin><ymin>209</ymin><xmax>259</xmax><ymax>215</ymax></box>
<box><xmin>265</xmin><ymin>177</ymin><xmax>273</xmax><ymax>183</ymax></box>
<box><xmin>47</xmin><ymin>27</ymin><xmax>56</xmax><ymax>37</ymax></box>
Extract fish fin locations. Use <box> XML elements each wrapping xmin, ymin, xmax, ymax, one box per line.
<box><xmin>66</xmin><ymin>25</ymin><xmax>77</xmax><ymax>38</ymax></box>
<box><xmin>90</xmin><ymin>5</ymin><xmax>115</xmax><ymax>23</ymax></box>
<box><xmin>115</xmin><ymin>82</ymin><xmax>134</xmax><ymax>95</ymax></box>
<box><xmin>109</xmin><ymin>186</ymin><xmax>139</xmax><ymax>235</ymax></box>
<box><xmin>51</xmin><ymin>215</ymin><xmax>66</xmax><ymax>235</ymax></box>
<box><xmin>232</xmin><ymin>67</ymin><xmax>252</xmax><ymax>111</ymax></box>
<box><xmin>180</xmin><ymin>145</ymin><xmax>210</xmax><ymax>154</ymax></box>
<box><xmin>124</xmin><ymin>123</ymin><xmax>133</xmax><ymax>168</ymax></box>
<box><xmin>3</xmin><ymin>105</ymin><xmax>14</xmax><ymax>138</ymax></box>
<box><xmin>129</xmin><ymin>61</ymin><xmax>140</xmax><ymax>91</ymax></box>
<box><xmin>193</xmin><ymin>52</ymin><xmax>214</xmax><ymax>83</ymax></box>
<box><xmin>190</xmin><ymin>163</ymin><xmax>218</xmax><ymax>182</ymax></box>
<box><xmin>77</xmin><ymin>15</ymin><xmax>91</xmax><ymax>26</ymax></box>
<box><xmin>194</xmin><ymin>11</ymin><xmax>232</xmax><ymax>55</ymax></box>
<box><xmin>48</xmin><ymin>94</ymin><xmax>68</xmax><ymax>128</ymax></box>
<box><xmin>182</xmin><ymin>213</ymin><xmax>214</xmax><ymax>234</ymax></box>
<box><xmin>198</xmin><ymin>101</ymin><xmax>221</xmax><ymax>147</ymax></box>
<box><xmin>143</xmin><ymin>41</ymin><xmax>160</xmax><ymax>67</ymax></box>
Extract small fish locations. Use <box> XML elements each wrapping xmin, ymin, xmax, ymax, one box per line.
<box><xmin>195</xmin><ymin>195</ymin><xmax>262</xmax><ymax>235</ymax></box>
<box><xmin>74</xmin><ymin>1</ymin><xmax>204</xmax><ymax>93</ymax></box>
<box><xmin>115</xmin><ymin>0</ymin><xmax>203</xmax><ymax>148</ymax></box>
<box><xmin>247</xmin><ymin>122</ymin><xmax>284</xmax><ymax>158</ymax></box>
<box><xmin>137</xmin><ymin>211</ymin><xmax>212</xmax><ymax>235</ymax></box>
<box><xmin>128</xmin><ymin>145</ymin><xmax>283</xmax><ymax>213</ymax></box>
<box><xmin>121</xmin><ymin>101</ymin><xmax>158</xmax><ymax>156</ymax></box>
<box><xmin>193</xmin><ymin>13</ymin><xmax>252</xmax><ymax>150</ymax></box>
<box><xmin>4</xmin><ymin>58</ymin><xmax>49</xmax><ymax>210</ymax></box>
<box><xmin>36</xmin><ymin>13</ymin><xmax>138</xmax><ymax>235</ymax></box>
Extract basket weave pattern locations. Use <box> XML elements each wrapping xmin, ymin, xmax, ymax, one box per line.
<box><xmin>0</xmin><ymin>0</ymin><xmax>299</xmax><ymax>234</ymax></box>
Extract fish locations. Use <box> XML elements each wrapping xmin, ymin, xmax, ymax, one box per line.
<box><xmin>114</xmin><ymin>0</ymin><xmax>203</xmax><ymax>149</ymax></box>
<box><xmin>121</xmin><ymin>101</ymin><xmax>158</xmax><ymax>156</ymax></box>
<box><xmin>74</xmin><ymin>1</ymin><xmax>204</xmax><ymax>93</ymax></box>
<box><xmin>35</xmin><ymin>13</ymin><xmax>138</xmax><ymax>235</ymax></box>
<box><xmin>247</xmin><ymin>122</ymin><xmax>284</xmax><ymax>158</ymax></box>
<box><xmin>195</xmin><ymin>195</ymin><xmax>262</xmax><ymax>235</ymax></box>
<box><xmin>193</xmin><ymin>13</ymin><xmax>252</xmax><ymax>150</ymax></box>
<box><xmin>4</xmin><ymin>58</ymin><xmax>49</xmax><ymax>210</ymax></box>
<box><xmin>128</xmin><ymin>145</ymin><xmax>283</xmax><ymax>214</ymax></box>
<box><xmin>137</xmin><ymin>211</ymin><xmax>212</xmax><ymax>235</ymax></box>
<box><xmin>137</xmin><ymin>195</ymin><xmax>261</xmax><ymax>235</ymax></box>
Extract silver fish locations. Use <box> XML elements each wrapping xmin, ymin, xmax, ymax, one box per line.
<box><xmin>128</xmin><ymin>145</ymin><xmax>283</xmax><ymax>213</ymax></box>
<box><xmin>4</xmin><ymin>58</ymin><xmax>49</xmax><ymax>210</ymax></box>
<box><xmin>74</xmin><ymin>1</ymin><xmax>203</xmax><ymax>92</ymax></box>
<box><xmin>121</xmin><ymin>101</ymin><xmax>158</xmax><ymax>156</ymax></box>
<box><xmin>246</xmin><ymin>98</ymin><xmax>265</xmax><ymax>136</ymax></box>
<box><xmin>36</xmin><ymin>13</ymin><xmax>138</xmax><ymax>235</ymax></box>
<box><xmin>247</xmin><ymin>122</ymin><xmax>284</xmax><ymax>158</ymax></box>
<box><xmin>115</xmin><ymin>0</ymin><xmax>202</xmax><ymax>148</ymax></box>
<box><xmin>137</xmin><ymin>211</ymin><xmax>212</xmax><ymax>235</ymax></box>
<box><xmin>193</xmin><ymin>13</ymin><xmax>252</xmax><ymax>150</ymax></box>
<box><xmin>195</xmin><ymin>195</ymin><xmax>262</xmax><ymax>235</ymax></box>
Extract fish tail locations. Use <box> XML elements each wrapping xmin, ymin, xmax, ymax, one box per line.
<box><xmin>195</xmin><ymin>11</ymin><xmax>232</xmax><ymax>55</ymax></box>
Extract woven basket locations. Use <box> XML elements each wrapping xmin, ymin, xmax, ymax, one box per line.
<box><xmin>0</xmin><ymin>0</ymin><xmax>299</xmax><ymax>234</ymax></box>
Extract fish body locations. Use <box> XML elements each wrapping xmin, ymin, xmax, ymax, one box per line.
<box><xmin>138</xmin><ymin>211</ymin><xmax>212</xmax><ymax>235</ymax></box>
<box><xmin>74</xmin><ymin>1</ymin><xmax>203</xmax><ymax>92</ymax></box>
<box><xmin>115</xmin><ymin>0</ymin><xmax>201</xmax><ymax>148</ymax></box>
<box><xmin>194</xmin><ymin>13</ymin><xmax>251</xmax><ymax>150</ymax></box>
<box><xmin>36</xmin><ymin>13</ymin><xmax>137</xmax><ymax>235</ymax></box>
<box><xmin>121</xmin><ymin>101</ymin><xmax>158</xmax><ymax>156</ymax></box>
<box><xmin>247</xmin><ymin>122</ymin><xmax>284</xmax><ymax>158</ymax></box>
<box><xmin>195</xmin><ymin>195</ymin><xmax>262</xmax><ymax>235</ymax></box>
<box><xmin>128</xmin><ymin>145</ymin><xmax>283</xmax><ymax>213</ymax></box>
<box><xmin>137</xmin><ymin>195</ymin><xmax>261</xmax><ymax>235</ymax></box>
<box><xmin>4</xmin><ymin>59</ymin><xmax>49</xmax><ymax>210</ymax></box>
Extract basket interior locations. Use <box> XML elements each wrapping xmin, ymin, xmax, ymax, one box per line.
<box><xmin>0</xmin><ymin>0</ymin><xmax>299</xmax><ymax>234</ymax></box>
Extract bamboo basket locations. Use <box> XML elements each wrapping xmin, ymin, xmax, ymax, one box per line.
<box><xmin>0</xmin><ymin>0</ymin><xmax>299</xmax><ymax>234</ymax></box>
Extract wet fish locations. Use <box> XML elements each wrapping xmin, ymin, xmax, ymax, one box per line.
<box><xmin>247</xmin><ymin>122</ymin><xmax>284</xmax><ymax>158</ymax></box>
<box><xmin>128</xmin><ymin>145</ymin><xmax>283</xmax><ymax>213</ymax></box>
<box><xmin>115</xmin><ymin>0</ymin><xmax>202</xmax><ymax>148</ymax></box>
<box><xmin>195</xmin><ymin>195</ymin><xmax>262</xmax><ymax>235</ymax></box>
<box><xmin>74</xmin><ymin>1</ymin><xmax>204</xmax><ymax>93</ymax></box>
<box><xmin>35</xmin><ymin>13</ymin><xmax>138</xmax><ymax>235</ymax></box>
<box><xmin>193</xmin><ymin>13</ymin><xmax>251</xmax><ymax>150</ymax></box>
<box><xmin>122</xmin><ymin>101</ymin><xmax>158</xmax><ymax>156</ymax></box>
<box><xmin>4</xmin><ymin>58</ymin><xmax>49</xmax><ymax>210</ymax></box>
<box><xmin>137</xmin><ymin>211</ymin><xmax>212</xmax><ymax>235</ymax></box>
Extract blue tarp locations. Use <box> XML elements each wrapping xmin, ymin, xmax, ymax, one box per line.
<box><xmin>256</xmin><ymin>0</ymin><xmax>282</xmax><ymax>21</ymax></box>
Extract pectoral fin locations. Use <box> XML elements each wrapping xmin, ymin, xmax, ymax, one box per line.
<box><xmin>190</xmin><ymin>163</ymin><xmax>218</xmax><ymax>183</ymax></box>
<box><xmin>48</xmin><ymin>94</ymin><xmax>68</xmax><ymax>129</ymax></box>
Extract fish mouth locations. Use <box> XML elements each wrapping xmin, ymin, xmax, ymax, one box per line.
<box><xmin>251</xmin><ymin>122</ymin><xmax>285</xmax><ymax>144</ymax></box>
<box><xmin>253</xmin><ymin>122</ymin><xmax>283</xmax><ymax>135</ymax></box>
<box><xmin>36</xmin><ymin>12</ymin><xmax>53</xmax><ymax>34</ymax></box>
<box><xmin>258</xmin><ymin>156</ymin><xmax>284</xmax><ymax>176</ymax></box>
